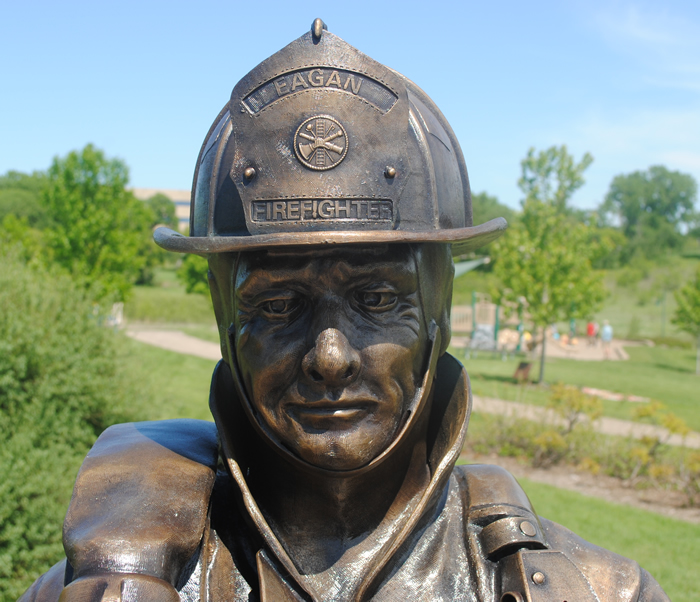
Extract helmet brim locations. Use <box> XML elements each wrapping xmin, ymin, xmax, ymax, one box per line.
<box><xmin>154</xmin><ymin>217</ymin><xmax>507</xmax><ymax>258</ymax></box>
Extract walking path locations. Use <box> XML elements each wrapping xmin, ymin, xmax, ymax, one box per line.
<box><xmin>127</xmin><ymin>328</ymin><xmax>700</xmax><ymax>449</ymax></box>
<box><xmin>127</xmin><ymin>328</ymin><xmax>222</xmax><ymax>360</ymax></box>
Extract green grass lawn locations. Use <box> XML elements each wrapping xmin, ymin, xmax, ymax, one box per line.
<box><xmin>125</xmin><ymin>266</ymin><xmax>216</xmax><ymax>325</ymax></box>
<box><xmin>126</xmin><ymin>284</ymin><xmax>215</xmax><ymax>324</ymax></box>
<box><xmin>453</xmin><ymin>345</ymin><xmax>700</xmax><ymax>431</ymax></box>
<box><xmin>519</xmin><ymin>478</ymin><xmax>700</xmax><ymax>602</ymax></box>
<box><xmin>592</xmin><ymin>258</ymin><xmax>698</xmax><ymax>341</ymax></box>
<box><xmin>124</xmin><ymin>336</ymin><xmax>215</xmax><ymax>422</ymax></box>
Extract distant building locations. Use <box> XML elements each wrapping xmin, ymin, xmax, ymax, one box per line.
<box><xmin>131</xmin><ymin>188</ymin><xmax>190</xmax><ymax>232</ymax></box>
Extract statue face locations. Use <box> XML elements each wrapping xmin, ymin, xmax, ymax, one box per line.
<box><xmin>233</xmin><ymin>246</ymin><xmax>428</xmax><ymax>471</ymax></box>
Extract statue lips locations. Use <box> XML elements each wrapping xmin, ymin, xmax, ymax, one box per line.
<box><xmin>286</xmin><ymin>398</ymin><xmax>376</xmax><ymax>430</ymax></box>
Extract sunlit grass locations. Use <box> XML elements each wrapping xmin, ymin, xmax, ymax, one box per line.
<box><xmin>451</xmin><ymin>346</ymin><xmax>700</xmax><ymax>431</ymax></box>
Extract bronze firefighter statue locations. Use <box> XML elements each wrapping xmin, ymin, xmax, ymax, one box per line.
<box><xmin>22</xmin><ymin>19</ymin><xmax>668</xmax><ymax>602</ymax></box>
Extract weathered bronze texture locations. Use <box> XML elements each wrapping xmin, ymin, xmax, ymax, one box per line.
<box><xmin>22</xmin><ymin>18</ymin><xmax>669</xmax><ymax>602</ymax></box>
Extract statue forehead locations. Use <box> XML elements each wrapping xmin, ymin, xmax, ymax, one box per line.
<box><xmin>232</xmin><ymin>244</ymin><xmax>419</xmax><ymax>288</ymax></box>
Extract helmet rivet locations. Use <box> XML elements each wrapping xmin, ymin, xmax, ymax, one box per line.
<box><xmin>532</xmin><ymin>572</ymin><xmax>546</xmax><ymax>585</ymax></box>
<box><xmin>384</xmin><ymin>166</ymin><xmax>397</xmax><ymax>178</ymax></box>
<box><xmin>244</xmin><ymin>167</ymin><xmax>257</xmax><ymax>181</ymax></box>
<box><xmin>312</xmin><ymin>18</ymin><xmax>326</xmax><ymax>41</ymax></box>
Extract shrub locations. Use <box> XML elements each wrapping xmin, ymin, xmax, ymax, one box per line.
<box><xmin>464</xmin><ymin>383</ymin><xmax>700</xmax><ymax>506</ymax></box>
<box><xmin>177</xmin><ymin>253</ymin><xmax>210</xmax><ymax>295</ymax></box>
<box><xmin>0</xmin><ymin>245</ymin><xmax>141</xmax><ymax>600</ymax></box>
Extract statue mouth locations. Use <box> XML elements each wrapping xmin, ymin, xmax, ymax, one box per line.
<box><xmin>287</xmin><ymin>401</ymin><xmax>373</xmax><ymax>428</ymax></box>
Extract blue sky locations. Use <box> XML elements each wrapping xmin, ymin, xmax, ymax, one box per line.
<box><xmin>1</xmin><ymin>0</ymin><xmax>699</xmax><ymax>212</ymax></box>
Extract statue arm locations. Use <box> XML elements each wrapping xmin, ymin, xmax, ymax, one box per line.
<box><xmin>18</xmin><ymin>560</ymin><xmax>66</xmax><ymax>602</ymax></box>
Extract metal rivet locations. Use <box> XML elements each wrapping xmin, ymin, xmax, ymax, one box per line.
<box><xmin>244</xmin><ymin>167</ymin><xmax>256</xmax><ymax>181</ymax></box>
<box><xmin>519</xmin><ymin>520</ymin><xmax>536</xmax><ymax>537</ymax></box>
<box><xmin>385</xmin><ymin>166</ymin><xmax>397</xmax><ymax>178</ymax></box>
<box><xmin>312</xmin><ymin>18</ymin><xmax>326</xmax><ymax>40</ymax></box>
<box><xmin>532</xmin><ymin>572</ymin><xmax>546</xmax><ymax>585</ymax></box>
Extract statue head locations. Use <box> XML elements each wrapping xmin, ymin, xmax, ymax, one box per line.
<box><xmin>155</xmin><ymin>19</ymin><xmax>506</xmax><ymax>472</ymax></box>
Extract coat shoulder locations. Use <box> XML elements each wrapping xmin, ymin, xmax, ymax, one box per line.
<box><xmin>453</xmin><ymin>463</ymin><xmax>669</xmax><ymax>601</ymax></box>
<box><xmin>20</xmin><ymin>419</ymin><xmax>220</xmax><ymax>601</ymax></box>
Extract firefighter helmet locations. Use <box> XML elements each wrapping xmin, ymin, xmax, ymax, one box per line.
<box><xmin>154</xmin><ymin>20</ymin><xmax>506</xmax><ymax>257</ymax></box>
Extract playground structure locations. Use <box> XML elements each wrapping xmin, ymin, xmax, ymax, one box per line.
<box><xmin>450</xmin><ymin>292</ymin><xmax>523</xmax><ymax>354</ymax></box>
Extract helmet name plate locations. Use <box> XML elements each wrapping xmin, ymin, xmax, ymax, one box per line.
<box><xmin>251</xmin><ymin>199</ymin><xmax>393</xmax><ymax>223</ymax></box>
<box><xmin>243</xmin><ymin>68</ymin><xmax>398</xmax><ymax>115</ymax></box>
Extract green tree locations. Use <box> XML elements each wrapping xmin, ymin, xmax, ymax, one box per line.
<box><xmin>0</xmin><ymin>244</ymin><xmax>140</xmax><ymax>599</ymax></box>
<box><xmin>673</xmin><ymin>268</ymin><xmax>700</xmax><ymax>375</ymax></box>
<box><xmin>492</xmin><ymin>146</ymin><xmax>604</xmax><ymax>383</ymax></box>
<box><xmin>519</xmin><ymin>145</ymin><xmax>593</xmax><ymax>213</ymax></box>
<box><xmin>0</xmin><ymin>170</ymin><xmax>50</xmax><ymax>229</ymax></box>
<box><xmin>601</xmin><ymin>166</ymin><xmax>697</xmax><ymax>261</ymax></box>
<box><xmin>177</xmin><ymin>253</ymin><xmax>210</xmax><ymax>295</ymax></box>
<box><xmin>41</xmin><ymin>145</ymin><xmax>153</xmax><ymax>300</ymax></box>
<box><xmin>471</xmin><ymin>191</ymin><xmax>517</xmax><ymax>226</ymax></box>
<box><xmin>146</xmin><ymin>193</ymin><xmax>179</xmax><ymax>230</ymax></box>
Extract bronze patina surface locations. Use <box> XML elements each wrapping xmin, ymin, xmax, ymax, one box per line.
<box><xmin>22</xmin><ymin>19</ymin><xmax>668</xmax><ymax>602</ymax></box>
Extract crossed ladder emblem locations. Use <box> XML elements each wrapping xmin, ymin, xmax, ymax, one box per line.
<box><xmin>294</xmin><ymin>116</ymin><xmax>348</xmax><ymax>170</ymax></box>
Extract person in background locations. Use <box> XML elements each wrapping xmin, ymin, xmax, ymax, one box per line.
<box><xmin>586</xmin><ymin>320</ymin><xmax>595</xmax><ymax>346</ymax></box>
<box><xmin>601</xmin><ymin>320</ymin><xmax>613</xmax><ymax>359</ymax></box>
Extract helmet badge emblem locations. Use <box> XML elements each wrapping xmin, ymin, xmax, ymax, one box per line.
<box><xmin>294</xmin><ymin>115</ymin><xmax>348</xmax><ymax>171</ymax></box>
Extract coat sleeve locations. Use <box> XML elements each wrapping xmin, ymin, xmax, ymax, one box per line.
<box><xmin>18</xmin><ymin>560</ymin><xmax>66</xmax><ymax>602</ymax></box>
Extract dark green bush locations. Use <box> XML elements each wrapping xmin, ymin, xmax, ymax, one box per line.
<box><xmin>0</xmin><ymin>245</ymin><xmax>141</xmax><ymax>600</ymax></box>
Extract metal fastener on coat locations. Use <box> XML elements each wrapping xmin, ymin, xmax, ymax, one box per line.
<box><xmin>519</xmin><ymin>520</ymin><xmax>536</xmax><ymax>537</ymax></box>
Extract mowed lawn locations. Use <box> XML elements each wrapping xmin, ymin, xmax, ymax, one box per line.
<box><xmin>453</xmin><ymin>346</ymin><xmax>700</xmax><ymax>431</ymax></box>
<box><xmin>124</xmin><ymin>336</ymin><xmax>215</xmax><ymax>422</ymax></box>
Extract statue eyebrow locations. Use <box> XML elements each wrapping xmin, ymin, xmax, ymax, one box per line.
<box><xmin>236</xmin><ymin>260</ymin><xmax>416</xmax><ymax>297</ymax></box>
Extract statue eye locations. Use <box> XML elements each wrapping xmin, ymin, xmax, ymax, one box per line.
<box><xmin>260</xmin><ymin>297</ymin><xmax>298</xmax><ymax>316</ymax></box>
<box><xmin>356</xmin><ymin>291</ymin><xmax>397</xmax><ymax>311</ymax></box>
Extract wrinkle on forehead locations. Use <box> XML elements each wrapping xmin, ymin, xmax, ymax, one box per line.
<box><xmin>235</xmin><ymin>246</ymin><xmax>417</xmax><ymax>295</ymax></box>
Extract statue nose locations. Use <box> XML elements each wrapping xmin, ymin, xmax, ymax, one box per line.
<box><xmin>302</xmin><ymin>328</ymin><xmax>361</xmax><ymax>387</ymax></box>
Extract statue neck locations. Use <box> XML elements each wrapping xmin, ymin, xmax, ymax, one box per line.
<box><xmin>243</xmin><ymin>416</ymin><xmax>431</xmax><ymax>577</ymax></box>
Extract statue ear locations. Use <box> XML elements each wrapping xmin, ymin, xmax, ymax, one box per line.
<box><xmin>414</xmin><ymin>244</ymin><xmax>454</xmax><ymax>357</ymax></box>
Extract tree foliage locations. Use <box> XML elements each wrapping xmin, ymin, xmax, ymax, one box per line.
<box><xmin>673</xmin><ymin>267</ymin><xmax>700</xmax><ymax>375</ymax></box>
<box><xmin>471</xmin><ymin>191</ymin><xmax>517</xmax><ymax>226</ymax></box>
<box><xmin>492</xmin><ymin>199</ymin><xmax>605</xmax><ymax>329</ymax></box>
<box><xmin>519</xmin><ymin>145</ymin><xmax>593</xmax><ymax>213</ymax></box>
<box><xmin>177</xmin><ymin>253</ymin><xmax>210</xmax><ymax>295</ymax></box>
<box><xmin>601</xmin><ymin>166</ymin><xmax>697</xmax><ymax>261</ymax></box>
<box><xmin>146</xmin><ymin>193</ymin><xmax>179</xmax><ymax>231</ymax></box>
<box><xmin>0</xmin><ymin>170</ymin><xmax>49</xmax><ymax>229</ymax></box>
<box><xmin>41</xmin><ymin>145</ymin><xmax>154</xmax><ymax>300</ymax></box>
<box><xmin>492</xmin><ymin>146</ymin><xmax>604</xmax><ymax>382</ymax></box>
<box><xmin>0</xmin><ymin>244</ymin><xmax>141</xmax><ymax>599</ymax></box>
